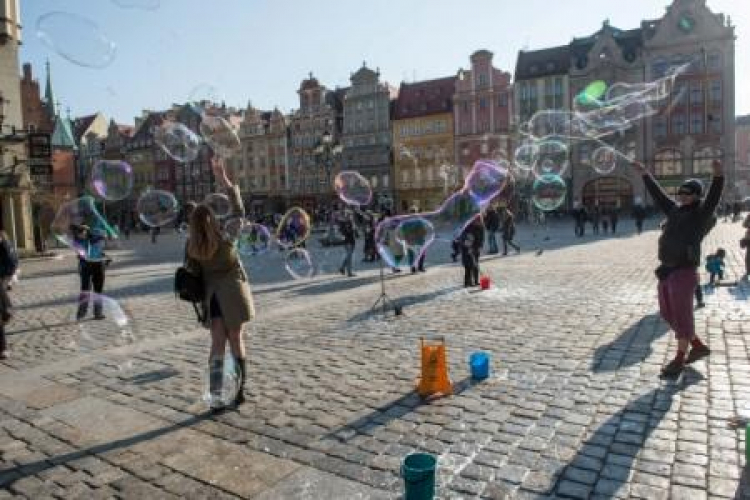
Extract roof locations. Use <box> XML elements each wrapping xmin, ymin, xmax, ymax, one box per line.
<box><xmin>570</xmin><ymin>23</ymin><xmax>643</xmax><ymax>63</ymax></box>
<box><xmin>51</xmin><ymin>115</ymin><xmax>77</xmax><ymax>150</ymax></box>
<box><xmin>515</xmin><ymin>45</ymin><xmax>570</xmax><ymax>80</ymax></box>
<box><xmin>73</xmin><ymin>114</ymin><xmax>97</xmax><ymax>142</ymax></box>
<box><xmin>299</xmin><ymin>74</ymin><xmax>320</xmax><ymax>91</ymax></box>
<box><xmin>117</xmin><ymin>125</ymin><xmax>134</xmax><ymax>137</ymax></box>
<box><xmin>393</xmin><ymin>76</ymin><xmax>456</xmax><ymax>120</ymax></box>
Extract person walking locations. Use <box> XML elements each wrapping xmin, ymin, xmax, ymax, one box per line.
<box><xmin>574</xmin><ymin>204</ymin><xmax>587</xmax><ymax>237</ymax></box>
<box><xmin>73</xmin><ymin>225</ymin><xmax>110</xmax><ymax>321</ymax></box>
<box><xmin>186</xmin><ymin>158</ymin><xmax>255</xmax><ymax>412</ymax></box>
<box><xmin>484</xmin><ymin>206</ymin><xmax>500</xmax><ymax>254</ymax></box>
<box><xmin>460</xmin><ymin>217</ymin><xmax>485</xmax><ymax>287</ymax></box>
<box><xmin>609</xmin><ymin>206</ymin><xmax>619</xmax><ymax>234</ymax></box>
<box><xmin>339</xmin><ymin>218</ymin><xmax>357</xmax><ymax>277</ymax></box>
<box><xmin>501</xmin><ymin>209</ymin><xmax>520</xmax><ymax>255</ymax></box>
<box><xmin>742</xmin><ymin>214</ymin><xmax>750</xmax><ymax>280</ymax></box>
<box><xmin>590</xmin><ymin>206</ymin><xmax>601</xmax><ymax>235</ymax></box>
<box><xmin>634</xmin><ymin>159</ymin><xmax>723</xmax><ymax>378</ymax></box>
<box><xmin>0</xmin><ymin>231</ymin><xmax>17</xmax><ymax>360</ymax></box>
<box><xmin>633</xmin><ymin>203</ymin><xmax>646</xmax><ymax>234</ymax></box>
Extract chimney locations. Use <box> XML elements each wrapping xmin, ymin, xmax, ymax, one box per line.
<box><xmin>22</xmin><ymin>62</ymin><xmax>31</xmax><ymax>80</ymax></box>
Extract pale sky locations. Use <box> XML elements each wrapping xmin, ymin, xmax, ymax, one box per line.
<box><xmin>19</xmin><ymin>0</ymin><xmax>750</xmax><ymax>124</ymax></box>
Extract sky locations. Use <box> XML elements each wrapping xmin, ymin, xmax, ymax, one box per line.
<box><xmin>19</xmin><ymin>0</ymin><xmax>750</xmax><ymax>124</ymax></box>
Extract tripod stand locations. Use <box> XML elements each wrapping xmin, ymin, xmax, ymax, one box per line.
<box><xmin>370</xmin><ymin>255</ymin><xmax>399</xmax><ymax>316</ymax></box>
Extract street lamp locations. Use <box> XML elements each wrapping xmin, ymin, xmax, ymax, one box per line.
<box><xmin>314</xmin><ymin>130</ymin><xmax>342</xmax><ymax>210</ymax></box>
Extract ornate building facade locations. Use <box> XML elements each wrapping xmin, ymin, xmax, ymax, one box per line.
<box><xmin>341</xmin><ymin>63</ymin><xmax>394</xmax><ymax>209</ymax></box>
<box><xmin>393</xmin><ymin>76</ymin><xmax>455</xmax><ymax>212</ymax></box>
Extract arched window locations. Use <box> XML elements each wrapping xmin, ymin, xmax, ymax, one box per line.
<box><xmin>654</xmin><ymin>150</ymin><xmax>683</xmax><ymax>176</ymax></box>
<box><xmin>693</xmin><ymin>147</ymin><xmax>722</xmax><ymax>175</ymax></box>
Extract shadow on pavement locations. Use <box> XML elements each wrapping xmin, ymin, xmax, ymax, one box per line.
<box><xmin>591</xmin><ymin>313</ymin><xmax>669</xmax><ymax>373</ymax></box>
<box><xmin>0</xmin><ymin>413</ymin><xmax>212</xmax><ymax>483</ymax></box>
<box><xmin>552</xmin><ymin>368</ymin><xmax>705</xmax><ymax>497</ymax></box>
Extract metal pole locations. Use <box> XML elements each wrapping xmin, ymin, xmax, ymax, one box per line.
<box><xmin>8</xmin><ymin>192</ymin><xmax>17</xmax><ymax>251</ymax></box>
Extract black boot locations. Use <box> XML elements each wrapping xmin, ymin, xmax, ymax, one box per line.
<box><xmin>233</xmin><ymin>357</ymin><xmax>247</xmax><ymax>407</ymax></box>
<box><xmin>209</xmin><ymin>357</ymin><xmax>225</xmax><ymax>413</ymax></box>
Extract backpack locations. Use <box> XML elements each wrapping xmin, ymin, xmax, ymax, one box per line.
<box><xmin>174</xmin><ymin>263</ymin><xmax>205</xmax><ymax>323</ymax></box>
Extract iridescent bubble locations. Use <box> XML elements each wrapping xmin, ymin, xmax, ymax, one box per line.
<box><xmin>430</xmin><ymin>190</ymin><xmax>481</xmax><ymax>242</ymax></box>
<box><xmin>514</xmin><ymin>143</ymin><xmax>538</xmax><ymax>171</ymax></box>
<box><xmin>36</xmin><ymin>12</ymin><xmax>116</xmax><ymax>69</ymax></box>
<box><xmin>73</xmin><ymin>292</ymin><xmax>130</xmax><ymax>327</ymax></box>
<box><xmin>51</xmin><ymin>196</ymin><xmax>117</xmax><ymax>259</ymax></box>
<box><xmin>535</xmin><ymin>140</ymin><xmax>569</xmax><ymax>177</ymax></box>
<box><xmin>154</xmin><ymin>121</ymin><xmax>201</xmax><ymax>163</ymax></box>
<box><xmin>285</xmin><ymin>248</ymin><xmax>314</xmax><ymax>279</ymax></box>
<box><xmin>111</xmin><ymin>0</ymin><xmax>160</xmax><ymax>10</ymax></box>
<box><xmin>204</xmin><ymin>193</ymin><xmax>232</xmax><ymax>219</ymax></box>
<box><xmin>465</xmin><ymin>159</ymin><xmax>510</xmax><ymax>204</ymax></box>
<box><xmin>188</xmin><ymin>84</ymin><xmax>221</xmax><ymax>112</ymax></box>
<box><xmin>237</xmin><ymin>223</ymin><xmax>272</xmax><ymax>256</ymax></box>
<box><xmin>276</xmin><ymin>207</ymin><xmax>311</xmax><ymax>248</ymax></box>
<box><xmin>203</xmin><ymin>354</ymin><xmax>240</xmax><ymax>409</ymax></box>
<box><xmin>90</xmin><ymin>160</ymin><xmax>133</xmax><ymax>201</ymax></box>
<box><xmin>335</xmin><ymin>171</ymin><xmax>372</xmax><ymax>207</ymax></box>
<box><xmin>199</xmin><ymin>113</ymin><xmax>241</xmax><ymax>158</ymax></box>
<box><xmin>396</xmin><ymin>217</ymin><xmax>435</xmax><ymax>249</ymax></box>
<box><xmin>591</xmin><ymin>146</ymin><xmax>618</xmax><ymax>175</ymax></box>
<box><xmin>375</xmin><ymin>218</ymin><xmax>407</xmax><ymax>269</ymax></box>
<box><xmin>223</xmin><ymin>216</ymin><xmax>244</xmax><ymax>241</ymax></box>
<box><xmin>137</xmin><ymin>190</ymin><xmax>179</xmax><ymax>227</ymax></box>
<box><xmin>532</xmin><ymin>174</ymin><xmax>567</xmax><ymax>212</ymax></box>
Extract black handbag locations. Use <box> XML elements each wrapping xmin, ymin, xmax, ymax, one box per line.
<box><xmin>174</xmin><ymin>261</ymin><xmax>205</xmax><ymax>322</ymax></box>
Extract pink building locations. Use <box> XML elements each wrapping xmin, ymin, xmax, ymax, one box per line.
<box><xmin>453</xmin><ymin>50</ymin><xmax>513</xmax><ymax>176</ymax></box>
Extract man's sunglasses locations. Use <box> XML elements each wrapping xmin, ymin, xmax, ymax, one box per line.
<box><xmin>677</xmin><ymin>190</ymin><xmax>694</xmax><ymax>196</ymax></box>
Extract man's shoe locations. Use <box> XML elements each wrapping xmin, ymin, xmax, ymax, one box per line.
<box><xmin>94</xmin><ymin>314</ymin><xmax>106</xmax><ymax>320</ymax></box>
<box><xmin>686</xmin><ymin>345</ymin><xmax>710</xmax><ymax>364</ymax></box>
<box><xmin>411</xmin><ymin>267</ymin><xmax>417</xmax><ymax>274</ymax></box>
<box><xmin>348</xmin><ymin>273</ymin><xmax>356</xmax><ymax>277</ymax></box>
<box><xmin>0</xmin><ymin>352</ymin><xmax>6</xmax><ymax>360</ymax></box>
<box><xmin>660</xmin><ymin>359</ymin><xmax>684</xmax><ymax>378</ymax></box>
<box><xmin>339</xmin><ymin>268</ymin><xmax>345</xmax><ymax>275</ymax></box>
<box><xmin>695</xmin><ymin>302</ymin><xmax>705</xmax><ymax>310</ymax></box>
<box><xmin>418</xmin><ymin>267</ymin><xmax>426</xmax><ymax>273</ymax></box>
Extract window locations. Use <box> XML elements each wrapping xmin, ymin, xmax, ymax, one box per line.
<box><xmin>691</xmin><ymin>114</ymin><xmax>704</xmax><ymax>135</ymax></box>
<box><xmin>655</xmin><ymin>116</ymin><xmax>667</xmax><ymax>138</ymax></box>
<box><xmin>478</xmin><ymin>74</ymin><xmax>488</xmax><ymax>87</ymax></box>
<box><xmin>497</xmin><ymin>94</ymin><xmax>507</xmax><ymax>107</ymax></box>
<box><xmin>690</xmin><ymin>82</ymin><xmax>703</xmax><ymax>106</ymax></box>
<box><xmin>708</xmin><ymin>52</ymin><xmax>721</xmax><ymax>71</ymax></box>
<box><xmin>693</xmin><ymin>147</ymin><xmax>721</xmax><ymax>174</ymax></box>
<box><xmin>672</xmin><ymin>113</ymin><xmax>687</xmax><ymax>135</ymax></box>
<box><xmin>383</xmin><ymin>174</ymin><xmax>389</xmax><ymax>188</ymax></box>
<box><xmin>479</xmin><ymin>98</ymin><xmax>487</xmax><ymax>109</ymax></box>
<box><xmin>371</xmin><ymin>176</ymin><xmax>378</xmax><ymax>188</ymax></box>
<box><xmin>709</xmin><ymin>80</ymin><xmax>722</xmax><ymax>104</ymax></box>
<box><xmin>709</xmin><ymin>113</ymin><xmax>722</xmax><ymax>134</ymax></box>
<box><xmin>655</xmin><ymin>150</ymin><xmax>683</xmax><ymax>176</ymax></box>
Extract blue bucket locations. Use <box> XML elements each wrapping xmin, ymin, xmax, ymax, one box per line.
<box><xmin>469</xmin><ymin>352</ymin><xmax>490</xmax><ymax>380</ymax></box>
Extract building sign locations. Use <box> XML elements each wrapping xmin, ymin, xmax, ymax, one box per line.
<box><xmin>27</xmin><ymin>133</ymin><xmax>52</xmax><ymax>176</ymax></box>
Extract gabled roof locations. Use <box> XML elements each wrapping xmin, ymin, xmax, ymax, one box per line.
<box><xmin>569</xmin><ymin>22</ymin><xmax>643</xmax><ymax>63</ymax></box>
<box><xmin>73</xmin><ymin>114</ymin><xmax>98</xmax><ymax>142</ymax></box>
<box><xmin>51</xmin><ymin>114</ymin><xmax>77</xmax><ymax>150</ymax></box>
<box><xmin>515</xmin><ymin>45</ymin><xmax>570</xmax><ymax>80</ymax></box>
<box><xmin>393</xmin><ymin>76</ymin><xmax>456</xmax><ymax>120</ymax></box>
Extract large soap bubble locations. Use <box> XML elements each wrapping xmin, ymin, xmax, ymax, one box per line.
<box><xmin>51</xmin><ymin>196</ymin><xmax>117</xmax><ymax>259</ymax></box>
<box><xmin>199</xmin><ymin>114</ymin><xmax>240</xmax><ymax>158</ymax></box>
<box><xmin>396</xmin><ymin>217</ymin><xmax>435</xmax><ymax>249</ymax></box>
<box><xmin>591</xmin><ymin>146</ymin><xmax>618</xmax><ymax>175</ymax></box>
<box><xmin>532</xmin><ymin>174</ymin><xmax>567</xmax><ymax>212</ymax></box>
<box><xmin>36</xmin><ymin>12</ymin><xmax>116</xmax><ymax>69</ymax></box>
<box><xmin>276</xmin><ymin>207</ymin><xmax>311</xmax><ymax>248</ymax></box>
<box><xmin>237</xmin><ymin>223</ymin><xmax>272</xmax><ymax>256</ymax></box>
<box><xmin>535</xmin><ymin>140</ymin><xmax>569</xmax><ymax>177</ymax></box>
<box><xmin>335</xmin><ymin>171</ymin><xmax>372</xmax><ymax>207</ymax></box>
<box><xmin>137</xmin><ymin>190</ymin><xmax>179</xmax><ymax>227</ymax></box>
<box><xmin>154</xmin><ymin>122</ymin><xmax>201</xmax><ymax>163</ymax></box>
<box><xmin>464</xmin><ymin>159</ymin><xmax>509</xmax><ymax>204</ymax></box>
<box><xmin>204</xmin><ymin>193</ymin><xmax>232</xmax><ymax>220</ymax></box>
<box><xmin>285</xmin><ymin>248</ymin><xmax>314</xmax><ymax>279</ymax></box>
<box><xmin>90</xmin><ymin>160</ymin><xmax>133</xmax><ymax>201</ymax></box>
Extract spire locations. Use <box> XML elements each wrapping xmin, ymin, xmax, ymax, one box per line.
<box><xmin>44</xmin><ymin>60</ymin><xmax>57</xmax><ymax>120</ymax></box>
<box><xmin>50</xmin><ymin>103</ymin><xmax>77</xmax><ymax>151</ymax></box>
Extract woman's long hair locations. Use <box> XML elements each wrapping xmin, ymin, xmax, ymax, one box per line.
<box><xmin>187</xmin><ymin>204</ymin><xmax>221</xmax><ymax>261</ymax></box>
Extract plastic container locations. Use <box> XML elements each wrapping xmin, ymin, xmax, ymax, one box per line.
<box><xmin>469</xmin><ymin>352</ymin><xmax>490</xmax><ymax>380</ymax></box>
<box><xmin>479</xmin><ymin>275</ymin><xmax>491</xmax><ymax>290</ymax></box>
<box><xmin>402</xmin><ymin>453</ymin><xmax>436</xmax><ymax>500</ymax></box>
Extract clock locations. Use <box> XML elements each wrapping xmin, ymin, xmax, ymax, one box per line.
<box><xmin>678</xmin><ymin>14</ymin><xmax>696</xmax><ymax>34</ymax></box>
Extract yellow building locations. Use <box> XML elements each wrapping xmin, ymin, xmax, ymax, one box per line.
<box><xmin>392</xmin><ymin>77</ymin><xmax>456</xmax><ymax>213</ymax></box>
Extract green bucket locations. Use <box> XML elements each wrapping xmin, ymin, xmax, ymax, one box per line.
<box><xmin>401</xmin><ymin>453</ymin><xmax>437</xmax><ymax>500</ymax></box>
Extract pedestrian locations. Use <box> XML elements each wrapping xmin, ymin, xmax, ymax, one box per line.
<box><xmin>407</xmin><ymin>208</ymin><xmax>426</xmax><ymax>274</ymax></box>
<box><xmin>704</xmin><ymin>248</ymin><xmax>726</xmax><ymax>285</ymax></box>
<box><xmin>73</xmin><ymin>225</ymin><xmax>111</xmax><ymax>321</ymax></box>
<box><xmin>633</xmin><ymin>203</ymin><xmax>646</xmax><ymax>234</ymax></box>
<box><xmin>590</xmin><ymin>206</ymin><xmax>600</xmax><ymax>235</ymax></box>
<box><xmin>0</xmin><ymin>231</ymin><xmax>17</xmax><ymax>360</ymax></box>
<box><xmin>378</xmin><ymin>210</ymin><xmax>402</xmax><ymax>273</ymax></box>
<box><xmin>741</xmin><ymin>214</ymin><xmax>750</xmax><ymax>280</ymax></box>
<box><xmin>186</xmin><ymin>158</ymin><xmax>255</xmax><ymax>412</ymax></box>
<box><xmin>602</xmin><ymin>209</ymin><xmax>610</xmax><ymax>234</ymax></box>
<box><xmin>634</xmin><ymin>159</ymin><xmax>723</xmax><ymax>377</ymax></box>
<box><xmin>501</xmin><ymin>209</ymin><xmax>520</xmax><ymax>255</ymax></box>
<box><xmin>150</xmin><ymin>226</ymin><xmax>160</xmax><ymax>244</ymax></box>
<box><xmin>460</xmin><ymin>217</ymin><xmax>484</xmax><ymax>287</ymax></box>
<box><xmin>574</xmin><ymin>204</ymin><xmax>587</xmax><ymax>237</ymax></box>
<box><xmin>609</xmin><ymin>207</ymin><xmax>619</xmax><ymax>234</ymax></box>
<box><xmin>362</xmin><ymin>216</ymin><xmax>377</xmax><ymax>262</ymax></box>
<box><xmin>484</xmin><ymin>206</ymin><xmax>500</xmax><ymax>254</ymax></box>
<box><xmin>339</xmin><ymin>219</ymin><xmax>357</xmax><ymax>277</ymax></box>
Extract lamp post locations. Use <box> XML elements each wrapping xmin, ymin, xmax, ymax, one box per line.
<box><xmin>314</xmin><ymin>130</ymin><xmax>342</xmax><ymax>211</ymax></box>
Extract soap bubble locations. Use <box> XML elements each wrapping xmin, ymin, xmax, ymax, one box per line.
<box><xmin>137</xmin><ymin>190</ymin><xmax>179</xmax><ymax>227</ymax></box>
<box><xmin>514</xmin><ymin>143</ymin><xmax>538</xmax><ymax>171</ymax></box>
<box><xmin>204</xmin><ymin>193</ymin><xmax>232</xmax><ymax>219</ymax></box>
<box><xmin>154</xmin><ymin>121</ymin><xmax>201</xmax><ymax>163</ymax></box>
<box><xmin>532</xmin><ymin>174</ymin><xmax>567</xmax><ymax>212</ymax></box>
<box><xmin>36</xmin><ymin>12</ymin><xmax>116</xmax><ymax>69</ymax></box>
<box><xmin>237</xmin><ymin>223</ymin><xmax>272</xmax><ymax>256</ymax></box>
<box><xmin>465</xmin><ymin>159</ymin><xmax>510</xmax><ymax>204</ymax></box>
<box><xmin>375</xmin><ymin>218</ymin><xmax>407</xmax><ymax>269</ymax></box>
<box><xmin>203</xmin><ymin>354</ymin><xmax>240</xmax><ymax>408</ymax></box>
<box><xmin>223</xmin><ymin>216</ymin><xmax>244</xmax><ymax>241</ymax></box>
<box><xmin>51</xmin><ymin>196</ymin><xmax>117</xmax><ymax>259</ymax></box>
<box><xmin>591</xmin><ymin>146</ymin><xmax>618</xmax><ymax>175</ymax></box>
<box><xmin>335</xmin><ymin>171</ymin><xmax>372</xmax><ymax>207</ymax></box>
<box><xmin>111</xmin><ymin>0</ymin><xmax>160</xmax><ymax>10</ymax></box>
<box><xmin>199</xmin><ymin>113</ymin><xmax>241</xmax><ymax>158</ymax></box>
<box><xmin>90</xmin><ymin>160</ymin><xmax>133</xmax><ymax>201</ymax></box>
<box><xmin>535</xmin><ymin>140</ymin><xmax>569</xmax><ymax>177</ymax></box>
<box><xmin>188</xmin><ymin>84</ymin><xmax>221</xmax><ymax>112</ymax></box>
<box><xmin>73</xmin><ymin>292</ymin><xmax>130</xmax><ymax>327</ymax></box>
<box><xmin>285</xmin><ymin>248</ymin><xmax>314</xmax><ymax>279</ymax></box>
<box><xmin>430</xmin><ymin>191</ymin><xmax>481</xmax><ymax>242</ymax></box>
<box><xmin>396</xmin><ymin>217</ymin><xmax>435</xmax><ymax>249</ymax></box>
<box><xmin>276</xmin><ymin>207</ymin><xmax>311</xmax><ymax>248</ymax></box>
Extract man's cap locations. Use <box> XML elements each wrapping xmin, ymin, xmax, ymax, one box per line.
<box><xmin>679</xmin><ymin>178</ymin><xmax>703</xmax><ymax>196</ymax></box>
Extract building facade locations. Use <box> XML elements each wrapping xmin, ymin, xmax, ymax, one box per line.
<box><xmin>735</xmin><ymin>115</ymin><xmax>750</xmax><ymax>197</ymax></box>
<box><xmin>73</xmin><ymin>112</ymin><xmax>108</xmax><ymax>194</ymax></box>
<box><xmin>341</xmin><ymin>63</ymin><xmax>394</xmax><ymax>209</ymax></box>
<box><xmin>171</xmin><ymin>104</ymin><xmax>214</xmax><ymax>206</ymax></box>
<box><xmin>288</xmin><ymin>74</ymin><xmax>344</xmax><ymax>213</ymax></box>
<box><xmin>393</xmin><ymin>77</ymin><xmax>456</xmax><ymax>212</ymax></box>
<box><xmin>454</xmin><ymin>50</ymin><xmax>513</xmax><ymax>177</ymax></box>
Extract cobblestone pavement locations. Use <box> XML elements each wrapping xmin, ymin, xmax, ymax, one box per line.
<box><xmin>1</xmin><ymin>218</ymin><xmax>749</xmax><ymax>499</ymax></box>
